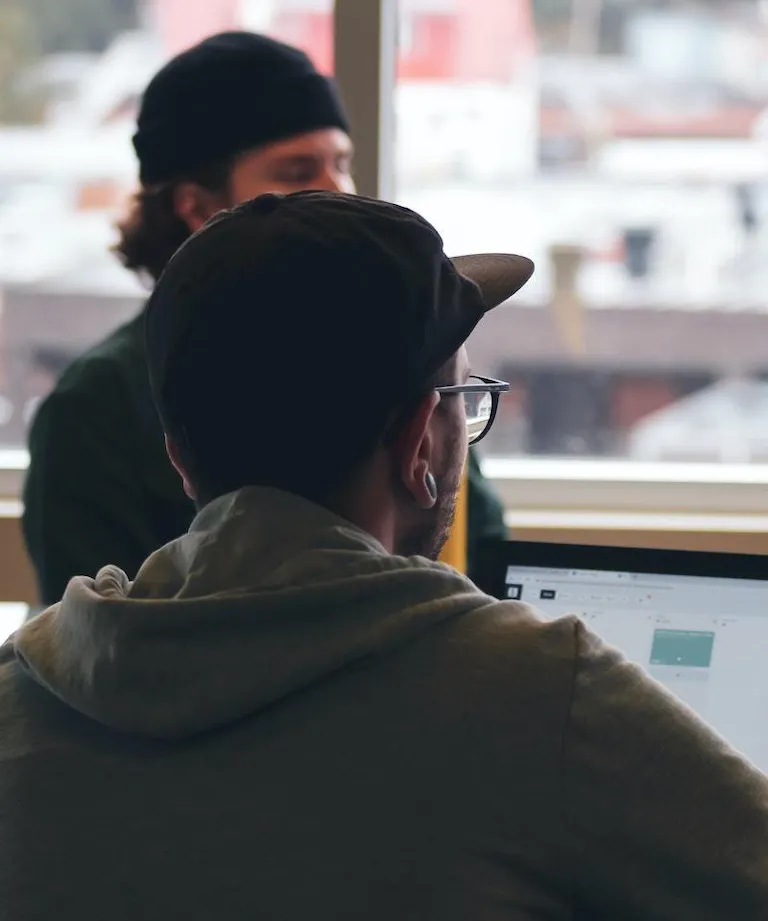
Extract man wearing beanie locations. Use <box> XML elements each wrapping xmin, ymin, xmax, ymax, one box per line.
<box><xmin>21</xmin><ymin>31</ymin><xmax>509</xmax><ymax>605</ymax></box>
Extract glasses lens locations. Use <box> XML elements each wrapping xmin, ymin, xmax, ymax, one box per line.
<box><xmin>464</xmin><ymin>390</ymin><xmax>492</xmax><ymax>443</ymax></box>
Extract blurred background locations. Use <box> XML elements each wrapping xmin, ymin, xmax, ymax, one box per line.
<box><xmin>3</xmin><ymin>0</ymin><xmax>768</xmax><ymax>463</ymax></box>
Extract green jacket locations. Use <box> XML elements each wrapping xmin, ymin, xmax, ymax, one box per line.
<box><xmin>23</xmin><ymin>312</ymin><xmax>508</xmax><ymax>606</ymax></box>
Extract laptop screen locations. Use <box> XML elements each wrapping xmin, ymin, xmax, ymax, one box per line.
<box><xmin>478</xmin><ymin>542</ymin><xmax>768</xmax><ymax>772</ymax></box>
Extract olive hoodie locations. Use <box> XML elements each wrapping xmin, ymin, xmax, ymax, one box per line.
<box><xmin>2</xmin><ymin>486</ymin><xmax>768</xmax><ymax>920</ymax></box>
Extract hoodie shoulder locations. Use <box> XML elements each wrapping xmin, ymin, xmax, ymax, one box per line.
<box><xmin>397</xmin><ymin>601</ymin><xmax>583</xmax><ymax>756</ymax></box>
<box><xmin>441</xmin><ymin>601</ymin><xmax>581</xmax><ymax>680</ymax></box>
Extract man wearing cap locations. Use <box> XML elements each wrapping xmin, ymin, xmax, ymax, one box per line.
<box><xmin>22</xmin><ymin>31</ymin><xmax>507</xmax><ymax>605</ymax></box>
<box><xmin>3</xmin><ymin>192</ymin><xmax>768</xmax><ymax>920</ymax></box>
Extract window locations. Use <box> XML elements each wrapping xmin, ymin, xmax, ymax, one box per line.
<box><xmin>394</xmin><ymin>0</ymin><xmax>768</xmax><ymax>467</ymax></box>
<box><xmin>0</xmin><ymin>0</ymin><xmax>332</xmax><ymax>454</ymax></box>
<box><xmin>4</xmin><ymin>0</ymin><xmax>768</xmax><ymax>520</ymax></box>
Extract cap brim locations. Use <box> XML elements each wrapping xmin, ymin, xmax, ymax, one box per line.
<box><xmin>451</xmin><ymin>253</ymin><xmax>534</xmax><ymax>311</ymax></box>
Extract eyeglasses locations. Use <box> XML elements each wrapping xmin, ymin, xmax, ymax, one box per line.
<box><xmin>435</xmin><ymin>375</ymin><xmax>509</xmax><ymax>445</ymax></box>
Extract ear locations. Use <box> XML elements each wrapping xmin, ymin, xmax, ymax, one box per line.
<box><xmin>173</xmin><ymin>182</ymin><xmax>227</xmax><ymax>234</ymax></box>
<box><xmin>165</xmin><ymin>435</ymin><xmax>197</xmax><ymax>501</ymax></box>
<box><xmin>393</xmin><ymin>391</ymin><xmax>441</xmax><ymax>510</ymax></box>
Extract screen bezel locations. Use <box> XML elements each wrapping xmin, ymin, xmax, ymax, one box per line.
<box><xmin>474</xmin><ymin>540</ymin><xmax>768</xmax><ymax>600</ymax></box>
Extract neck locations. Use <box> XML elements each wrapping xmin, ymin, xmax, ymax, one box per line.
<box><xmin>327</xmin><ymin>460</ymin><xmax>397</xmax><ymax>554</ymax></box>
<box><xmin>330</xmin><ymin>492</ymin><xmax>396</xmax><ymax>555</ymax></box>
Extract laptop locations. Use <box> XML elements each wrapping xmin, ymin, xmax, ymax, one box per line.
<box><xmin>474</xmin><ymin>540</ymin><xmax>768</xmax><ymax>772</ymax></box>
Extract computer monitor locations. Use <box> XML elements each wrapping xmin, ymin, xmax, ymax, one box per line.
<box><xmin>475</xmin><ymin>541</ymin><xmax>768</xmax><ymax>772</ymax></box>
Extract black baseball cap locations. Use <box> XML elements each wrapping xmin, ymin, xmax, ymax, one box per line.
<box><xmin>145</xmin><ymin>191</ymin><xmax>533</xmax><ymax>494</ymax></box>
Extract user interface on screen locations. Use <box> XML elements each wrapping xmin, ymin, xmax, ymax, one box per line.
<box><xmin>504</xmin><ymin>564</ymin><xmax>768</xmax><ymax>771</ymax></box>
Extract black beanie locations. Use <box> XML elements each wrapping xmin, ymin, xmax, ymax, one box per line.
<box><xmin>133</xmin><ymin>31</ymin><xmax>350</xmax><ymax>185</ymax></box>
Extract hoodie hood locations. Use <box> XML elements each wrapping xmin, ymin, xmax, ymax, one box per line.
<box><xmin>12</xmin><ymin>488</ymin><xmax>488</xmax><ymax>740</ymax></box>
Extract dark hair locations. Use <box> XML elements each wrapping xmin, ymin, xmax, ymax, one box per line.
<box><xmin>184</xmin><ymin>358</ymin><xmax>456</xmax><ymax>510</ymax></box>
<box><xmin>113</xmin><ymin>158</ymin><xmax>233</xmax><ymax>282</ymax></box>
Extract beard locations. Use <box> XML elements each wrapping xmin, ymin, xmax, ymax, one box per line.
<box><xmin>394</xmin><ymin>453</ymin><xmax>464</xmax><ymax>561</ymax></box>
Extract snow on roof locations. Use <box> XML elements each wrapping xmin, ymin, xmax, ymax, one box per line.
<box><xmin>66</xmin><ymin>30</ymin><xmax>163</xmax><ymax>128</ymax></box>
<box><xmin>629</xmin><ymin>379</ymin><xmax>768</xmax><ymax>462</ymax></box>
